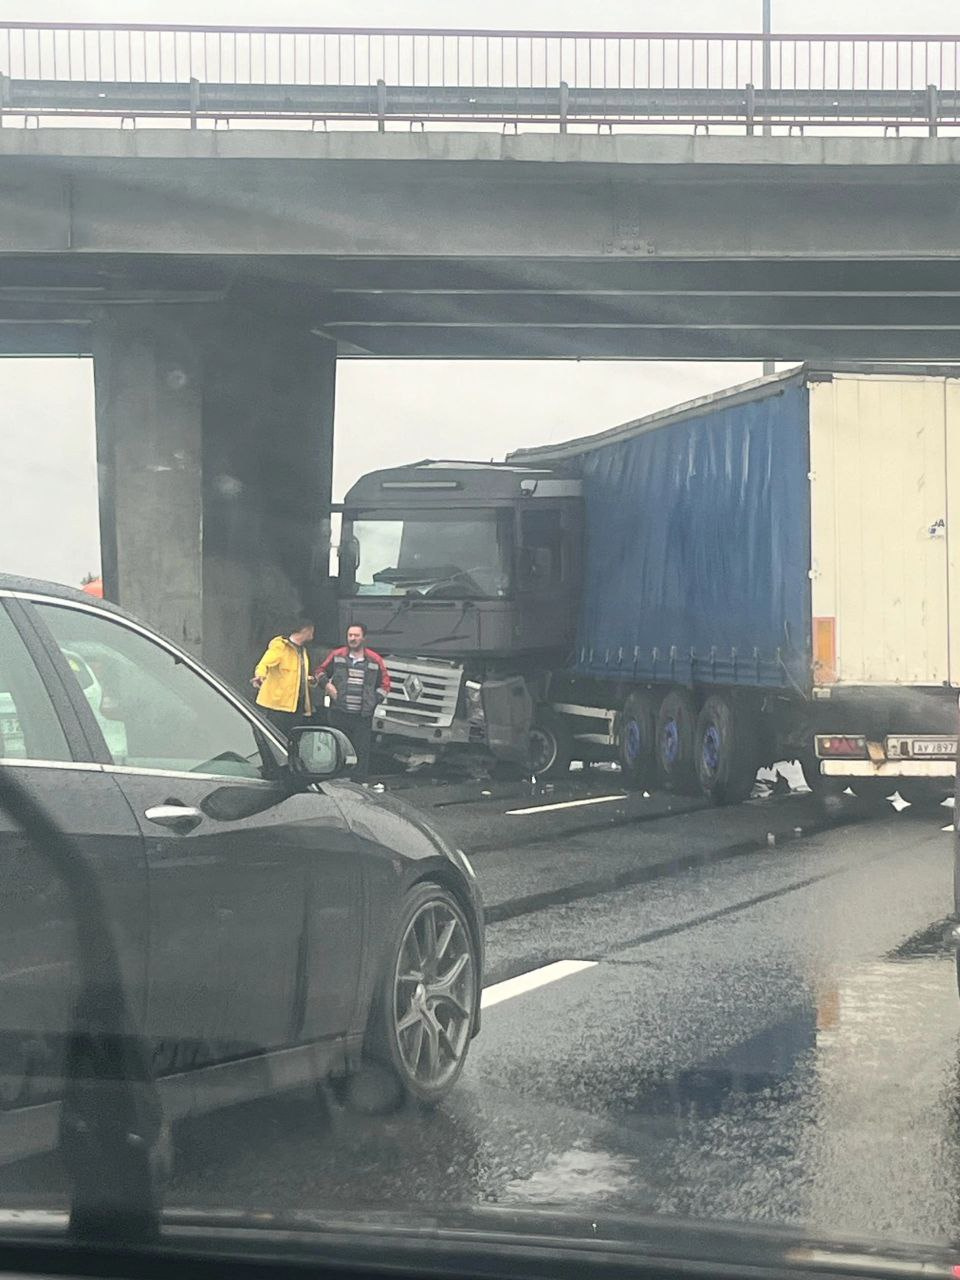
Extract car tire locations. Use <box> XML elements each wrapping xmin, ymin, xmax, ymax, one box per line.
<box><xmin>345</xmin><ymin>882</ymin><xmax>479</xmax><ymax>1114</ymax></box>
<box><xmin>617</xmin><ymin>692</ymin><xmax>656</xmax><ymax>791</ymax></box>
<box><xmin>655</xmin><ymin>689</ymin><xmax>699</xmax><ymax>794</ymax></box>
<box><xmin>695</xmin><ymin>695</ymin><xmax>759</xmax><ymax>806</ymax></box>
<box><xmin>528</xmin><ymin>708</ymin><xmax>573</xmax><ymax>780</ymax></box>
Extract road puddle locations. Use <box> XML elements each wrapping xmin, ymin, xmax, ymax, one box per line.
<box><xmin>501</xmin><ymin>1143</ymin><xmax>638</xmax><ymax>1204</ymax></box>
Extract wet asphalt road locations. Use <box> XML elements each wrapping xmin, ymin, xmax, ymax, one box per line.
<box><xmin>155</xmin><ymin>801</ymin><xmax>960</xmax><ymax>1247</ymax></box>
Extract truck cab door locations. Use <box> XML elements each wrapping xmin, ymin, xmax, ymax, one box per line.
<box><xmin>517</xmin><ymin>503</ymin><xmax>581</xmax><ymax>653</ymax></box>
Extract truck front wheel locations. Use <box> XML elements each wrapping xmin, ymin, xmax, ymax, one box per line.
<box><xmin>655</xmin><ymin>689</ymin><xmax>699</xmax><ymax>794</ymax></box>
<box><xmin>695</xmin><ymin>695</ymin><xmax>759</xmax><ymax>805</ymax></box>
<box><xmin>528</xmin><ymin>709</ymin><xmax>573</xmax><ymax>780</ymax></box>
<box><xmin>617</xmin><ymin>692</ymin><xmax>656</xmax><ymax>790</ymax></box>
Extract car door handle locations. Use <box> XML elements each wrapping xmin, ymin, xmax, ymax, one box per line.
<box><xmin>144</xmin><ymin>804</ymin><xmax>203</xmax><ymax>832</ymax></box>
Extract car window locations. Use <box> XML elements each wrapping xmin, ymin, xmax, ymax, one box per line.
<box><xmin>33</xmin><ymin>603</ymin><xmax>267</xmax><ymax>780</ymax></box>
<box><xmin>0</xmin><ymin>604</ymin><xmax>71</xmax><ymax>763</ymax></box>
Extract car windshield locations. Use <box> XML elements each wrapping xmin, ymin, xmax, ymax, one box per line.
<box><xmin>345</xmin><ymin>511</ymin><xmax>512</xmax><ymax>599</ymax></box>
<box><xmin>2</xmin><ymin>1</ymin><xmax>960</xmax><ymax>1273</ymax></box>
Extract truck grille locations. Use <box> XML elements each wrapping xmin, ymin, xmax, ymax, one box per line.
<box><xmin>380</xmin><ymin>659</ymin><xmax>463</xmax><ymax>730</ymax></box>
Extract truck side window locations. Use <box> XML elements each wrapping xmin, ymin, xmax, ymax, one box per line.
<box><xmin>520</xmin><ymin>508</ymin><xmax>564</xmax><ymax>588</ymax></box>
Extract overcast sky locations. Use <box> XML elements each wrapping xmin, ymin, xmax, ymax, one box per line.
<box><xmin>1</xmin><ymin>0</ymin><xmax>955</xmax><ymax>586</ymax></box>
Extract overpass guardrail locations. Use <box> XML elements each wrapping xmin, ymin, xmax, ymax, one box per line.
<box><xmin>0</xmin><ymin>24</ymin><xmax>958</xmax><ymax>134</ymax></box>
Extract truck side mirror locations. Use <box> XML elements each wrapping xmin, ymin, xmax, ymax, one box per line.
<box><xmin>340</xmin><ymin>537</ymin><xmax>360</xmax><ymax>576</ymax></box>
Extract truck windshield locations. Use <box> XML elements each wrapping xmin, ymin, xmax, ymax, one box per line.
<box><xmin>345</xmin><ymin>509</ymin><xmax>512</xmax><ymax>599</ymax></box>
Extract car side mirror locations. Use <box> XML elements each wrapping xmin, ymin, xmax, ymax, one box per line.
<box><xmin>288</xmin><ymin>726</ymin><xmax>357</xmax><ymax>783</ymax></box>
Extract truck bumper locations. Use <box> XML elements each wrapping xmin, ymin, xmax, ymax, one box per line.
<box><xmin>820</xmin><ymin>760</ymin><xmax>955</xmax><ymax>777</ymax></box>
<box><xmin>372</xmin><ymin>715</ymin><xmax>480</xmax><ymax>750</ymax></box>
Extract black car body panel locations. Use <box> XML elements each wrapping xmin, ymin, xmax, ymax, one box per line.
<box><xmin>325</xmin><ymin>782</ymin><xmax>485</xmax><ymax>1038</ymax></box>
<box><xmin>0</xmin><ymin>573</ymin><xmax>483</xmax><ymax>1158</ymax></box>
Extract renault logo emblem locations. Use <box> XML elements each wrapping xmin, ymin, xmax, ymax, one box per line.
<box><xmin>404</xmin><ymin>674</ymin><xmax>424</xmax><ymax>702</ymax></box>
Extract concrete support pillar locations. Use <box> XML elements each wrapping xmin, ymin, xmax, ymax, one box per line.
<box><xmin>200</xmin><ymin>311</ymin><xmax>336</xmax><ymax>687</ymax></box>
<box><xmin>93</xmin><ymin>307</ymin><xmax>205</xmax><ymax>655</ymax></box>
<box><xmin>93</xmin><ymin>305</ymin><xmax>336</xmax><ymax>690</ymax></box>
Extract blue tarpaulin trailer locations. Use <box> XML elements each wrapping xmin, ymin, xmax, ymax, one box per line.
<box><xmin>508</xmin><ymin>364</ymin><xmax>960</xmax><ymax>803</ymax></box>
<box><xmin>570</xmin><ymin>372</ymin><xmax>811</xmax><ymax>694</ymax></box>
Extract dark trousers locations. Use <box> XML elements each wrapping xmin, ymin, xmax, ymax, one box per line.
<box><xmin>263</xmin><ymin>707</ymin><xmax>309</xmax><ymax>738</ymax></box>
<box><xmin>329</xmin><ymin>710</ymin><xmax>373</xmax><ymax>781</ymax></box>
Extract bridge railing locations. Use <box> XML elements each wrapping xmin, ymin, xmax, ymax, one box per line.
<box><xmin>1</xmin><ymin>24</ymin><xmax>958</xmax><ymax>132</ymax></box>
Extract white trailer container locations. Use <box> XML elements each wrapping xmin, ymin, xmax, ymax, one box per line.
<box><xmin>807</xmin><ymin>370</ymin><xmax>960</xmax><ymax>791</ymax></box>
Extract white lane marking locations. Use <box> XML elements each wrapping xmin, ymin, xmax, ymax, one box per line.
<box><xmin>505</xmin><ymin>793</ymin><xmax>627</xmax><ymax>816</ymax></box>
<box><xmin>481</xmin><ymin>960</ymin><xmax>598</xmax><ymax>1009</ymax></box>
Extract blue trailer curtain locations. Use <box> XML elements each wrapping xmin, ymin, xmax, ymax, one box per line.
<box><xmin>574</xmin><ymin>382</ymin><xmax>811</xmax><ymax>691</ymax></box>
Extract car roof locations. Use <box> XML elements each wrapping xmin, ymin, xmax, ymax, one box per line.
<box><xmin>0</xmin><ymin>573</ymin><xmax>144</xmax><ymax>628</ymax></box>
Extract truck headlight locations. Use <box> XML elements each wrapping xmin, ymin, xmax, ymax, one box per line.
<box><xmin>465</xmin><ymin>680</ymin><xmax>485</xmax><ymax>724</ymax></box>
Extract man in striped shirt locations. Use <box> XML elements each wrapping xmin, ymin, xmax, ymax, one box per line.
<box><xmin>316</xmin><ymin>623</ymin><xmax>391</xmax><ymax>782</ymax></box>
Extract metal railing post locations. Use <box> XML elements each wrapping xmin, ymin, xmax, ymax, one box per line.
<box><xmin>762</xmin><ymin>0</ymin><xmax>772</xmax><ymax>138</ymax></box>
<box><xmin>927</xmin><ymin>82</ymin><xmax>939</xmax><ymax>137</ymax></box>
<box><xmin>559</xmin><ymin>79</ymin><xmax>568</xmax><ymax>133</ymax></box>
<box><xmin>745</xmin><ymin>82</ymin><xmax>755</xmax><ymax>135</ymax></box>
<box><xmin>189</xmin><ymin>76</ymin><xmax>199</xmax><ymax>129</ymax></box>
<box><xmin>376</xmin><ymin>77</ymin><xmax>386</xmax><ymax>132</ymax></box>
<box><xmin>0</xmin><ymin>72</ymin><xmax>9</xmax><ymax>126</ymax></box>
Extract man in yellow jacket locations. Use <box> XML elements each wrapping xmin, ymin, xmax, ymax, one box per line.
<box><xmin>251</xmin><ymin>617</ymin><xmax>315</xmax><ymax>736</ymax></box>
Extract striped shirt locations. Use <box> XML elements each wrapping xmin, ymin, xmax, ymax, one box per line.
<box><xmin>344</xmin><ymin>652</ymin><xmax>366</xmax><ymax>714</ymax></box>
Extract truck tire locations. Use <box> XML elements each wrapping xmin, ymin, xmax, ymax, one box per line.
<box><xmin>617</xmin><ymin>692</ymin><xmax>656</xmax><ymax>790</ymax></box>
<box><xmin>528</xmin><ymin>708</ymin><xmax>572</xmax><ymax>780</ymax></box>
<box><xmin>695</xmin><ymin>695</ymin><xmax>759</xmax><ymax>805</ymax></box>
<box><xmin>655</xmin><ymin>689</ymin><xmax>699</xmax><ymax>794</ymax></box>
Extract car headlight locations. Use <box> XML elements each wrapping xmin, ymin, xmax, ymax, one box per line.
<box><xmin>465</xmin><ymin>680</ymin><xmax>485</xmax><ymax>724</ymax></box>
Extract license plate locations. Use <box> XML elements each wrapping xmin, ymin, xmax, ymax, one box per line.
<box><xmin>913</xmin><ymin>738</ymin><xmax>957</xmax><ymax>756</ymax></box>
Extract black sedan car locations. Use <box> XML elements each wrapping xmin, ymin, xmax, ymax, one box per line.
<box><xmin>0</xmin><ymin>575</ymin><xmax>483</xmax><ymax>1161</ymax></box>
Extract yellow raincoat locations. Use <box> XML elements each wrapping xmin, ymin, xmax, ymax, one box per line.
<box><xmin>254</xmin><ymin>636</ymin><xmax>312</xmax><ymax>714</ymax></box>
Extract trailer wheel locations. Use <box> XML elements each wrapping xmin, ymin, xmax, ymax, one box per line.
<box><xmin>655</xmin><ymin>689</ymin><xmax>699</xmax><ymax>793</ymax></box>
<box><xmin>617</xmin><ymin>692</ymin><xmax>656</xmax><ymax>790</ymax></box>
<box><xmin>695</xmin><ymin>695</ymin><xmax>759</xmax><ymax>805</ymax></box>
<box><xmin>528</xmin><ymin>708</ymin><xmax>572</xmax><ymax>780</ymax></box>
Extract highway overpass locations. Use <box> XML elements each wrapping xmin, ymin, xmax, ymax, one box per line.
<box><xmin>3</xmin><ymin>24</ymin><xmax>960</xmax><ymax>681</ymax></box>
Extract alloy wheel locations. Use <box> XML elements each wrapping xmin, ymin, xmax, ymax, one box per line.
<box><xmin>393</xmin><ymin>898</ymin><xmax>476</xmax><ymax>1091</ymax></box>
